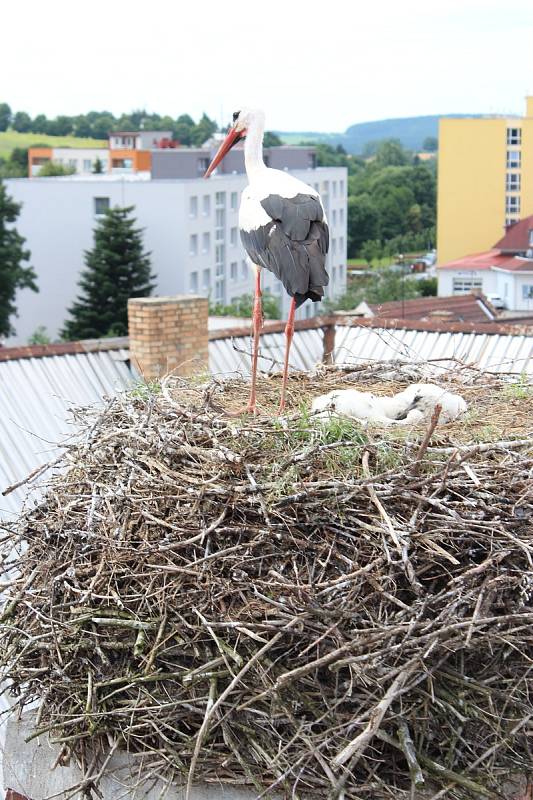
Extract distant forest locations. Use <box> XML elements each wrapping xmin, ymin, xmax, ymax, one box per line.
<box><xmin>0</xmin><ymin>104</ymin><xmax>221</xmax><ymax>145</ymax></box>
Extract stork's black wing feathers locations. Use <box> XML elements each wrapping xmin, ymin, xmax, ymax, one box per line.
<box><xmin>240</xmin><ymin>192</ymin><xmax>329</xmax><ymax>308</ymax></box>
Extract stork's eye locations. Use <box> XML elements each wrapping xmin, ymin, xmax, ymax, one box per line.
<box><xmin>232</xmin><ymin>110</ymin><xmax>240</xmax><ymax>123</ymax></box>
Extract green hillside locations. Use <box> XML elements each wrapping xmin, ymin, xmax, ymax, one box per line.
<box><xmin>0</xmin><ymin>131</ymin><xmax>106</xmax><ymax>160</ymax></box>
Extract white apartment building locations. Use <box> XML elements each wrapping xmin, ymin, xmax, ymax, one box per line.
<box><xmin>5</xmin><ymin>167</ymin><xmax>347</xmax><ymax>344</ymax></box>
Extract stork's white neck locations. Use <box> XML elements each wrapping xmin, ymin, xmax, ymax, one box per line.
<box><xmin>244</xmin><ymin>111</ymin><xmax>267</xmax><ymax>179</ymax></box>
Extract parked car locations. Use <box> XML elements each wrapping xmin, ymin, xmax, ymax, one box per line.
<box><xmin>486</xmin><ymin>293</ymin><xmax>506</xmax><ymax>310</ymax></box>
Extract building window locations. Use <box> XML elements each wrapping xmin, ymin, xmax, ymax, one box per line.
<box><xmin>506</xmin><ymin>150</ymin><xmax>521</xmax><ymax>169</ymax></box>
<box><xmin>332</xmin><ymin>209</ymin><xmax>337</xmax><ymax>226</ymax></box>
<box><xmin>506</xmin><ymin>173</ymin><xmax>521</xmax><ymax>192</ymax></box>
<box><xmin>505</xmin><ymin>217</ymin><xmax>519</xmax><ymax>227</ymax></box>
<box><xmin>189</xmin><ymin>196</ymin><xmax>198</xmax><ymax>217</ymax></box>
<box><xmin>321</xmin><ymin>180</ymin><xmax>329</xmax><ymax>194</ymax></box>
<box><xmin>506</xmin><ymin>196</ymin><xmax>520</xmax><ymax>214</ymax></box>
<box><xmin>241</xmin><ymin>260</ymin><xmax>248</xmax><ymax>280</ymax></box>
<box><xmin>215</xmin><ymin>244</ymin><xmax>225</xmax><ymax>276</ymax></box>
<box><xmin>522</xmin><ymin>285</ymin><xmax>533</xmax><ymax>300</ymax></box>
<box><xmin>338</xmin><ymin>264</ymin><xmax>344</xmax><ymax>281</ymax></box>
<box><xmin>230</xmin><ymin>261</ymin><xmax>238</xmax><ymax>280</ymax></box>
<box><xmin>202</xmin><ymin>232</ymin><xmax>210</xmax><ymax>254</ymax></box>
<box><xmin>507</xmin><ymin>127</ymin><xmax>521</xmax><ymax>145</ymax></box>
<box><xmin>452</xmin><ymin>277</ymin><xmax>483</xmax><ymax>294</ymax></box>
<box><xmin>332</xmin><ymin>266</ymin><xmax>337</xmax><ymax>283</ymax></box>
<box><xmin>308</xmin><ymin>153</ymin><xmax>317</xmax><ymax>169</ymax></box>
<box><xmin>197</xmin><ymin>157</ymin><xmax>209</xmax><ymax>175</ymax></box>
<box><xmin>202</xmin><ymin>268</ymin><xmax>211</xmax><ymax>290</ymax></box>
<box><xmin>340</xmin><ymin>236</ymin><xmax>345</xmax><ymax>252</ymax></box>
<box><xmin>332</xmin><ymin>238</ymin><xmax>337</xmax><ymax>255</ymax></box>
<box><xmin>230</xmin><ymin>192</ymin><xmax>238</xmax><ymax>210</ymax></box>
<box><xmin>216</xmin><ymin>208</ymin><xmax>225</xmax><ymax>227</ymax></box>
<box><xmin>340</xmin><ymin>208</ymin><xmax>345</xmax><ymax>226</ymax></box>
<box><xmin>230</xmin><ymin>227</ymin><xmax>238</xmax><ymax>246</ymax></box>
<box><xmin>332</xmin><ymin>181</ymin><xmax>337</xmax><ymax>197</ymax></box>
<box><xmin>203</xmin><ymin>195</ymin><xmax>211</xmax><ymax>216</ymax></box>
<box><xmin>190</xmin><ymin>271</ymin><xmax>198</xmax><ymax>292</ymax></box>
<box><xmin>189</xmin><ymin>234</ymin><xmax>198</xmax><ymax>256</ymax></box>
<box><xmin>215</xmin><ymin>191</ymin><xmax>226</xmax><ymax>207</ymax></box>
<box><xmin>83</xmin><ymin>159</ymin><xmax>92</xmax><ymax>172</ymax></box>
<box><xmin>215</xmin><ymin>280</ymin><xmax>225</xmax><ymax>301</ymax></box>
<box><xmin>94</xmin><ymin>197</ymin><xmax>110</xmax><ymax>216</ymax></box>
<box><xmin>529</xmin><ymin>229</ymin><xmax>533</xmax><ymax>247</ymax></box>
<box><xmin>340</xmin><ymin>180</ymin><xmax>345</xmax><ymax>195</ymax></box>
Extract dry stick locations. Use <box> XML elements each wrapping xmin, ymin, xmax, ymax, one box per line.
<box><xmin>2</xmin><ymin>455</ymin><xmax>64</xmax><ymax>497</ymax></box>
<box><xmin>397</xmin><ymin>719</ymin><xmax>424</xmax><ymax>788</ymax></box>
<box><xmin>361</xmin><ymin>450</ymin><xmax>403</xmax><ymax>556</ymax></box>
<box><xmin>185</xmin><ymin>618</ymin><xmax>299</xmax><ymax>800</ymax></box>
<box><xmin>411</xmin><ymin>403</ymin><xmax>441</xmax><ymax>478</ymax></box>
<box><xmin>332</xmin><ymin>666</ymin><xmax>413</xmax><ymax>767</ymax></box>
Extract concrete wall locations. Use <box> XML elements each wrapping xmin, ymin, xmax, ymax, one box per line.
<box><xmin>151</xmin><ymin>147</ymin><xmax>316</xmax><ymax>180</ymax></box>
<box><xmin>437</xmin><ymin>268</ymin><xmax>498</xmax><ymax>298</ymax></box>
<box><xmin>437</xmin><ymin>101</ymin><xmax>533</xmax><ymax>264</ymax></box>
<box><xmin>5</xmin><ymin>167</ymin><xmax>347</xmax><ymax>345</ymax></box>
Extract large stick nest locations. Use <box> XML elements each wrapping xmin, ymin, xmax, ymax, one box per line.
<box><xmin>1</xmin><ymin>364</ymin><xmax>532</xmax><ymax>799</ymax></box>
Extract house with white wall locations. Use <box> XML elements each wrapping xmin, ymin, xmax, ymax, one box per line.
<box><xmin>437</xmin><ymin>215</ymin><xmax>533</xmax><ymax>311</ymax></box>
<box><xmin>5</xmin><ymin>165</ymin><xmax>348</xmax><ymax>344</ymax></box>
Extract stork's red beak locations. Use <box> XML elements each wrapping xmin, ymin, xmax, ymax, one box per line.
<box><xmin>204</xmin><ymin>127</ymin><xmax>245</xmax><ymax>178</ymax></box>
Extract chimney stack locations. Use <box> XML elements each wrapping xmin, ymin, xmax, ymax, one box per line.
<box><xmin>128</xmin><ymin>295</ymin><xmax>209</xmax><ymax>379</ymax></box>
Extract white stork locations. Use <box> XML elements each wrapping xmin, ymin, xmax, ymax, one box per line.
<box><xmin>204</xmin><ymin>108</ymin><xmax>329</xmax><ymax>413</ymax></box>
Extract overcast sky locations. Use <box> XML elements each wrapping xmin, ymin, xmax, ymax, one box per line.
<box><xmin>4</xmin><ymin>0</ymin><xmax>533</xmax><ymax>132</ymax></box>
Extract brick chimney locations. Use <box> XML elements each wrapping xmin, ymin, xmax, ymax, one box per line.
<box><xmin>128</xmin><ymin>295</ymin><xmax>209</xmax><ymax>379</ymax></box>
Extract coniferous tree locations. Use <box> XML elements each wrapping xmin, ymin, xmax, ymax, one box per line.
<box><xmin>61</xmin><ymin>206</ymin><xmax>155</xmax><ymax>340</ymax></box>
<box><xmin>0</xmin><ymin>180</ymin><xmax>37</xmax><ymax>337</ymax></box>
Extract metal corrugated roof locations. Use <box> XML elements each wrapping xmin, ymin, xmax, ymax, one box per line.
<box><xmin>334</xmin><ymin>324</ymin><xmax>533</xmax><ymax>374</ymax></box>
<box><xmin>2</xmin><ymin>323</ymin><xmax>531</xmax><ymax>521</ymax></box>
<box><xmin>0</xmin><ymin>350</ymin><xmax>134</xmax><ymax>520</ymax></box>
<box><xmin>208</xmin><ymin>328</ymin><xmax>324</xmax><ymax>376</ymax></box>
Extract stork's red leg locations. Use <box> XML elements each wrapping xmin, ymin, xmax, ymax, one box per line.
<box><xmin>278</xmin><ymin>297</ymin><xmax>296</xmax><ymax>414</ymax></box>
<box><xmin>246</xmin><ymin>266</ymin><xmax>263</xmax><ymax>413</ymax></box>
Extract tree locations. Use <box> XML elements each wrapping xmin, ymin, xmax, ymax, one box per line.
<box><xmin>263</xmin><ymin>131</ymin><xmax>283</xmax><ymax>147</ymax></box>
<box><xmin>374</xmin><ymin>139</ymin><xmax>410</xmax><ymax>167</ymax></box>
<box><xmin>92</xmin><ymin>158</ymin><xmax>104</xmax><ymax>174</ymax></box>
<box><xmin>210</xmin><ymin>291</ymin><xmax>281</xmax><ymax>320</ymax></box>
<box><xmin>347</xmin><ymin>194</ymin><xmax>379</xmax><ymax>256</ymax></box>
<box><xmin>174</xmin><ymin>114</ymin><xmax>195</xmax><ymax>145</ymax></box>
<box><xmin>360</xmin><ymin>239</ymin><xmax>382</xmax><ymax>267</ymax></box>
<box><xmin>191</xmin><ymin>113</ymin><xmax>218</xmax><ymax>146</ymax></box>
<box><xmin>9</xmin><ymin>148</ymin><xmax>29</xmax><ymax>171</ymax></box>
<box><xmin>0</xmin><ymin>180</ymin><xmax>37</xmax><ymax>337</ymax></box>
<box><xmin>12</xmin><ymin>111</ymin><xmax>32</xmax><ymax>133</ymax></box>
<box><xmin>325</xmin><ymin>268</ymin><xmax>422</xmax><ymax>312</ymax></box>
<box><xmin>37</xmin><ymin>162</ymin><xmax>76</xmax><ymax>177</ymax></box>
<box><xmin>0</xmin><ymin>103</ymin><xmax>12</xmax><ymax>132</ymax></box>
<box><xmin>422</xmin><ymin>136</ymin><xmax>438</xmax><ymax>152</ymax></box>
<box><xmin>28</xmin><ymin>325</ymin><xmax>51</xmax><ymax>345</ymax></box>
<box><xmin>61</xmin><ymin>206</ymin><xmax>155</xmax><ymax>340</ymax></box>
<box><xmin>32</xmin><ymin>114</ymin><xmax>49</xmax><ymax>134</ymax></box>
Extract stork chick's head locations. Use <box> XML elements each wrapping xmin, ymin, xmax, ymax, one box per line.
<box><xmin>204</xmin><ymin>108</ymin><xmax>265</xmax><ymax>178</ymax></box>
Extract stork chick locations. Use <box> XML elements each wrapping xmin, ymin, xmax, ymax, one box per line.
<box><xmin>311</xmin><ymin>383</ymin><xmax>467</xmax><ymax>426</ymax></box>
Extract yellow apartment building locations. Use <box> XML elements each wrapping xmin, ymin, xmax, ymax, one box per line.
<box><xmin>437</xmin><ymin>97</ymin><xmax>533</xmax><ymax>264</ymax></box>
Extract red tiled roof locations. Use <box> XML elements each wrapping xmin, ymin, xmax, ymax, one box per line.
<box><xmin>437</xmin><ymin>250</ymin><xmax>519</xmax><ymax>271</ymax></box>
<box><xmin>493</xmin><ymin>215</ymin><xmax>533</xmax><ymax>251</ymax></box>
<box><xmin>491</xmin><ymin>258</ymin><xmax>533</xmax><ymax>273</ymax></box>
<box><xmin>364</xmin><ymin>293</ymin><xmax>496</xmax><ymax>324</ymax></box>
